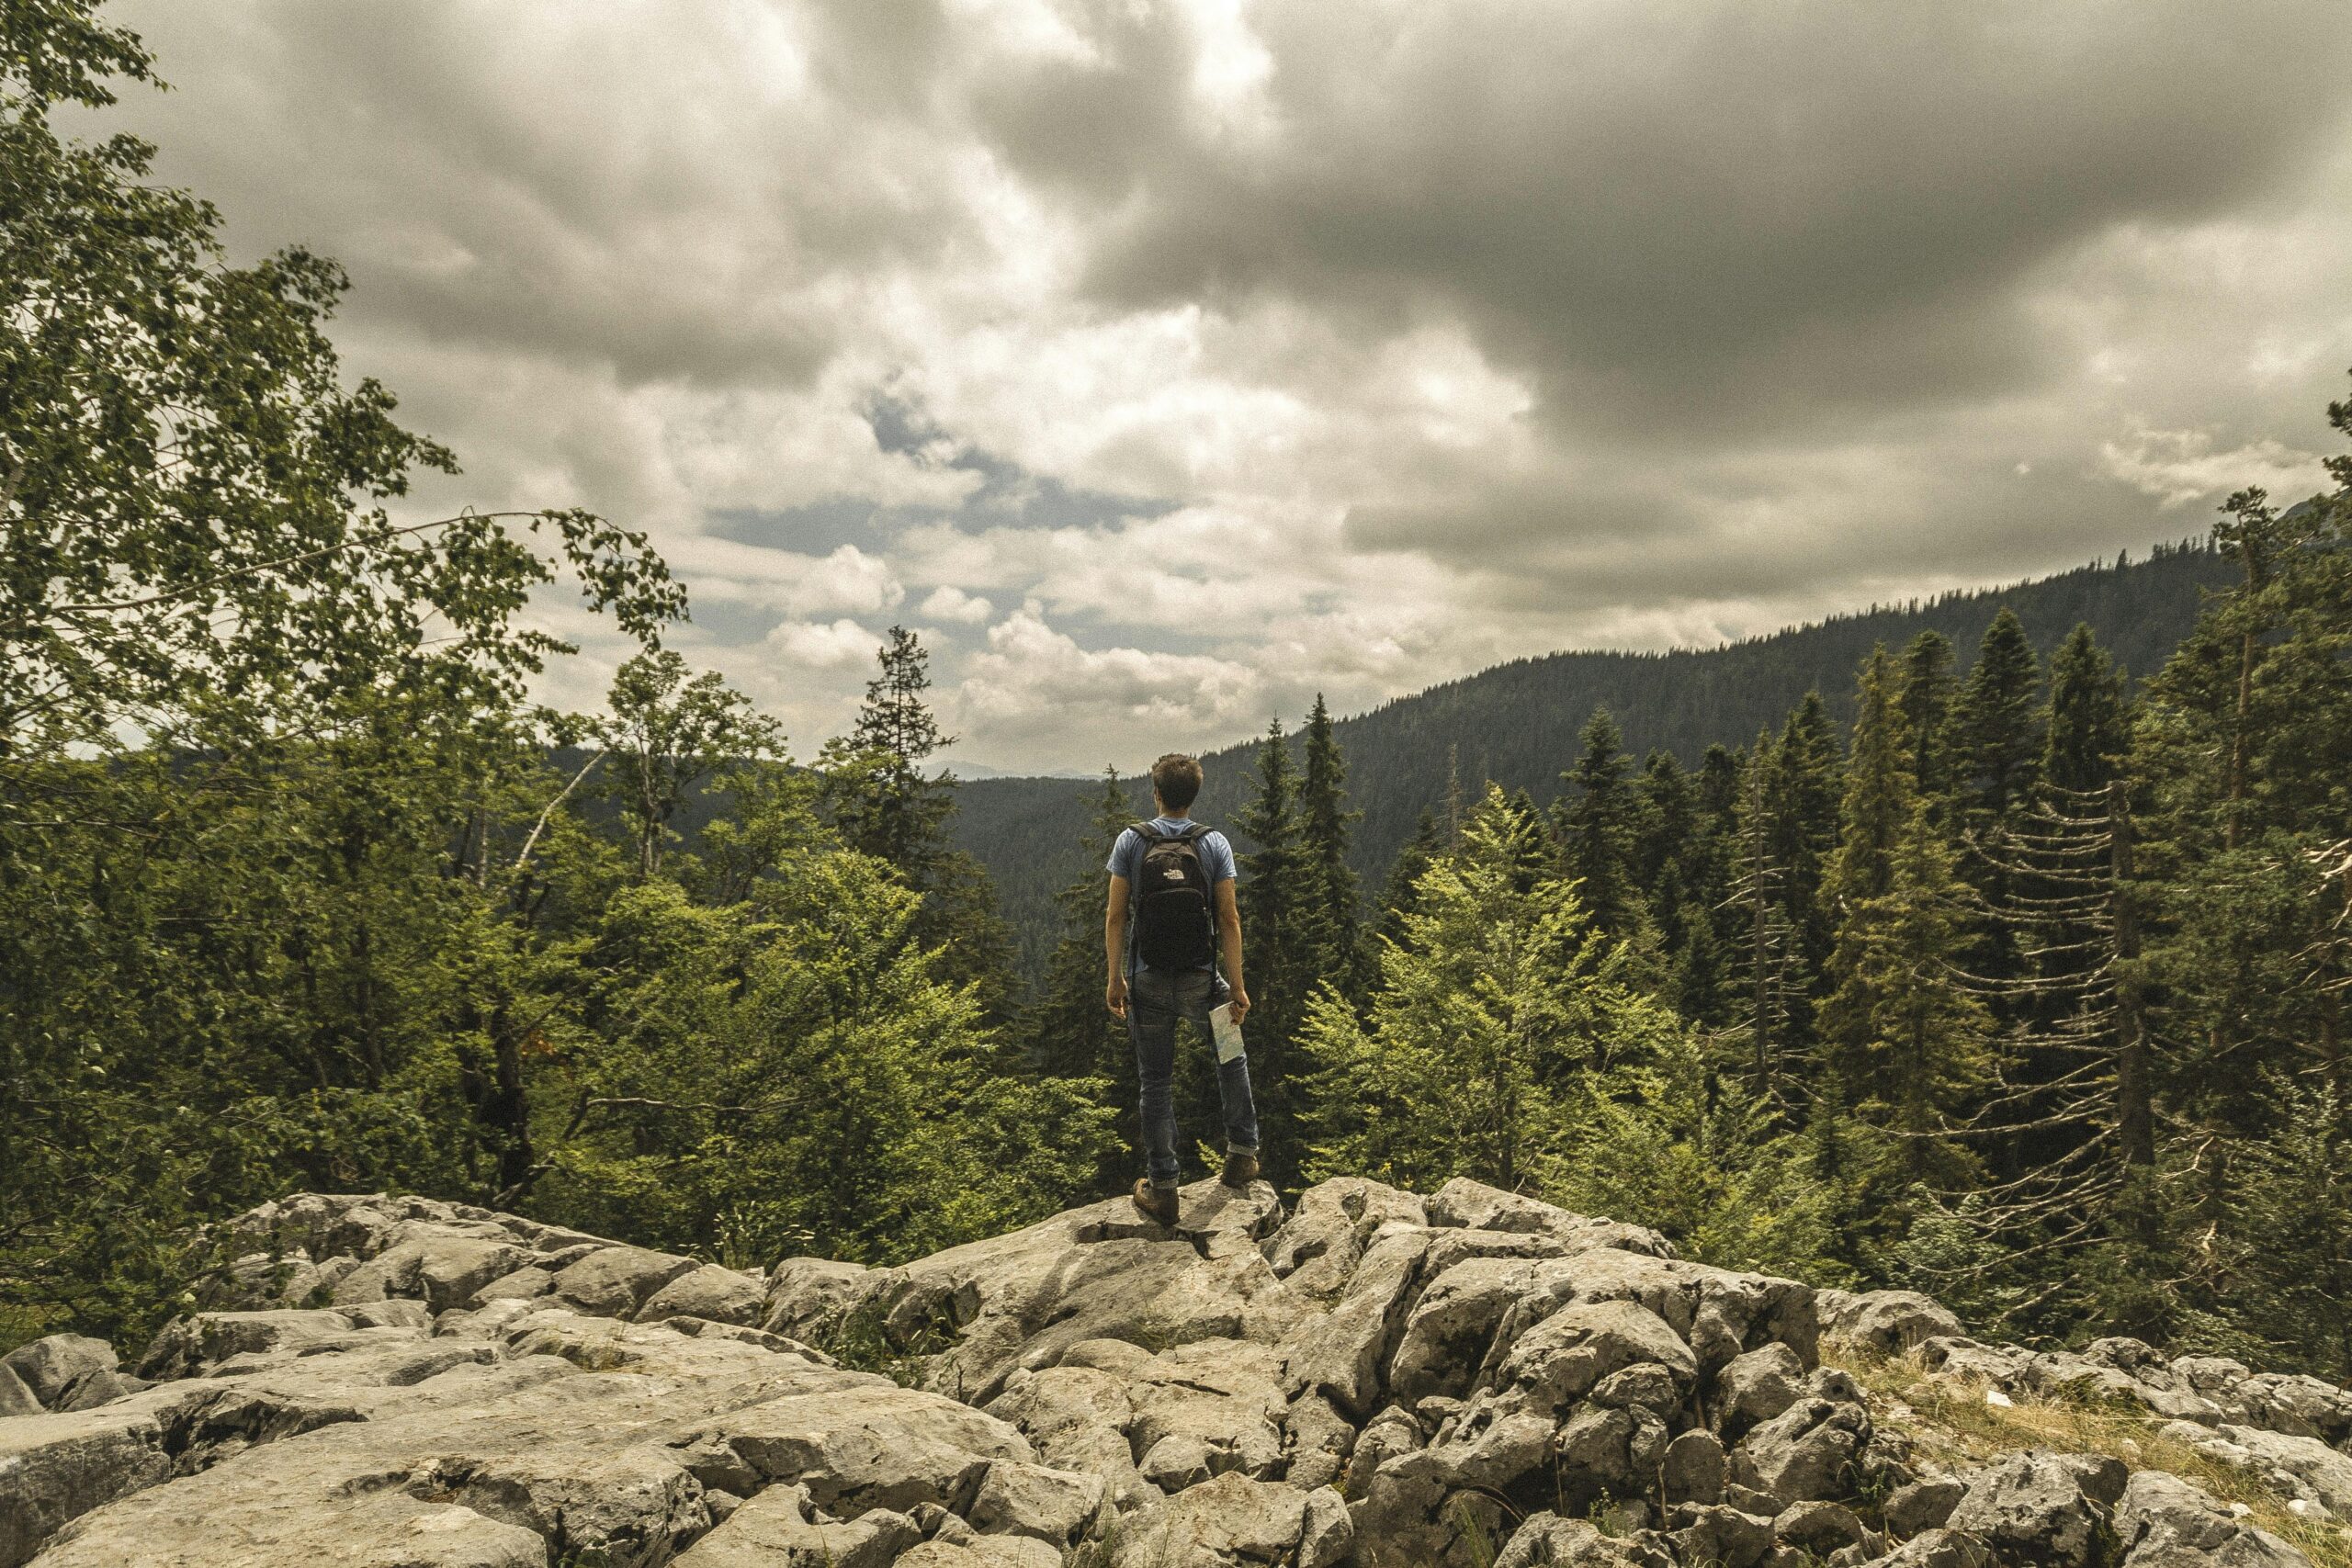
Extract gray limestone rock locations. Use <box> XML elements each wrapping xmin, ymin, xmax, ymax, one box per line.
<box><xmin>137</xmin><ymin>1309</ymin><xmax>356</xmax><ymax>1380</ymax></box>
<box><xmin>2112</xmin><ymin>1468</ymin><xmax>2309</xmax><ymax>1567</ymax></box>
<box><xmin>672</xmin><ymin>1485</ymin><xmax>920</xmax><ymax>1568</ymax></box>
<box><xmin>967</xmin><ymin>1458</ymin><xmax>1104</xmax><ymax>1543</ymax></box>
<box><xmin>1492</xmin><ymin>1298</ymin><xmax>1697</xmax><ymax>1418</ymax></box>
<box><xmin>1711</xmin><ymin>1343</ymin><xmax>1807</xmax><ymax>1438</ymax></box>
<box><xmin>1115</xmin><ymin>1472</ymin><xmax>1333</xmax><ymax>1568</ymax></box>
<box><xmin>1775</xmin><ymin>1498</ymin><xmax>1869</xmax><ymax>1552</ymax></box>
<box><xmin>550</xmin><ymin>1245</ymin><xmax>703</xmax><ymax>1317</ymax></box>
<box><xmin>1282</xmin><ymin>1226</ymin><xmax>1430</xmax><ymax>1417</ymax></box>
<box><xmin>1</xmin><ymin>1335</ymin><xmax>119</xmax><ymax>1413</ymax></box>
<box><xmin>1815</xmin><ymin>1289</ymin><xmax>1966</xmax><ymax>1356</ymax></box>
<box><xmin>1668</xmin><ymin>1502</ymin><xmax>1777</xmax><ymax>1568</ymax></box>
<box><xmin>1662</xmin><ymin>1427</ymin><xmax>1727</xmax><ymax>1505</ymax></box>
<box><xmin>1262</xmin><ymin>1178</ymin><xmax>1429</xmax><ymax>1299</ymax></box>
<box><xmin>1421</xmin><ymin>1179</ymin><xmax>1674</xmax><ymax>1258</ymax></box>
<box><xmin>0</xmin><ymin>1362</ymin><xmax>40</xmax><ymax>1418</ymax></box>
<box><xmin>1730</xmin><ymin>1396</ymin><xmax>1872</xmax><ymax>1506</ymax></box>
<box><xmin>637</xmin><ymin>1263</ymin><xmax>765</xmax><ymax>1326</ymax></box>
<box><xmin>1885</xmin><ymin>1476</ymin><xmax>1968</xmax><ymax>1537</ymax></box>
<box><xmin>1492</xmin><ymin>1512</ymin><xmax>1668</xmax><ymax>1568</ymax></box>
<box><xmin>1944</xmin><ymin>1449</ymin><xmax>2123</xmax><ymax>1567</ymax></box>
<box><xmin>1283</xmin><ymin>1391</ymin><xmax>1358</xmax><ymax>1491</ymax></box>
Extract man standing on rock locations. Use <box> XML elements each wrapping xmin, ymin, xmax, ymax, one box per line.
<box><xmin>1105</xmin><ymin>752</ymin><xmax>1258</xmax><ymax>1225</ymax></box>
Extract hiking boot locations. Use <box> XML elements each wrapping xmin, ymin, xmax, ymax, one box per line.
<box><xmin>1131</xmin><ymin>1178</ymin><xmax>1180</xmax><ymax>1226</ymax></box>
<box><xmin>1220</xmin><ymin>1148</ymin><xmax>1261</xmax><ymax>1189</ymax></box>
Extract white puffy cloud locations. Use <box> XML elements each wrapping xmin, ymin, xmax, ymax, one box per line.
<box><xmin>918</xmin><ymin>585</ymin><xmax>995</xmax><ymax>624</ymax></box>
<box><xmin>88</xmin><ymin>0</ymin><xmax>2352</xmax><ymax>771</ymax></box>
<box><xmin>2098</xmin><ymin>428</ymin><xmax>2329</xmax><ymax>511</ymax></box>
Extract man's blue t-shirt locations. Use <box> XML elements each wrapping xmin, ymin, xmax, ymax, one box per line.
<box><xmin>1109</xmin><ymin>817</ymin><xmax>1238</xmax><ymax>974</ymax></box>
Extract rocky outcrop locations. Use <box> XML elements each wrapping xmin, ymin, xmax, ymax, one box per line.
<box><xmin>0</xmin><ymin>1179</ymin><xmax>2340</xmax><ymax>1567</ymax></box>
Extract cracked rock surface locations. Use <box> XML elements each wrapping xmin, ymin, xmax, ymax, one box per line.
<box><xmin>3</xmin><ymin>1180</ymin><xmax>2344</xmax><ymax>1567</ymax></box>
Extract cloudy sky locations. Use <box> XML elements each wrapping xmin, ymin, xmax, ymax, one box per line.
<box><xmin>96</xmin><ymin>0</ymin><xmax>2352</xmax><ymax>773</ymax></box>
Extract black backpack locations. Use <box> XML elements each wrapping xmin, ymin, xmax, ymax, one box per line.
<box><xmin>1130</xmin><ymin>821</ymin><xmax>1216</xmax><ymax>971</ymax></box>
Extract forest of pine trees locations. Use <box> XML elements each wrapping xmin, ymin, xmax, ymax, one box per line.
<box><xmin>1006</xmin><ymin>429</ymin><xmax>2350</xmax><ymax>1382</ymax></box>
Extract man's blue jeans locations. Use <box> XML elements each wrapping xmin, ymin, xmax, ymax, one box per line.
<box><xmin>1128</xmin><ymin>964</ymin><xmax>1259</xmax><ymax>1186</ymax></box>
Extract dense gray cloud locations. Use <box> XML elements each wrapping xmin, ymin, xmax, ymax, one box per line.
<box><xmin>87</xmin><ymin>0</ymin><xmax>2352</xmax><ymax>772</ymax></box>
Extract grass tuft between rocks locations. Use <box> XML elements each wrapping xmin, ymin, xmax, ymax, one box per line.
<box><xmin>1826</xmin><ymin>1346</ymin><xmax>2352</xmax><ymax>1568</ymax></box>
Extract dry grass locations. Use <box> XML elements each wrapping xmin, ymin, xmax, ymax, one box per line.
<box><xmin>1827</xmin><ymin>1346</ymin><xmax>2352</xmax><ymax>1568</ymax></box>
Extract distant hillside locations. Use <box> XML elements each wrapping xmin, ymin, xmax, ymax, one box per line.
<box><xmin>954</xmin><ymin>541</ymin><xmax>2236</xmax><ymax>978</ymax></box>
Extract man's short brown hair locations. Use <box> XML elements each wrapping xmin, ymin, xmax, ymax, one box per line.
<box><xmin>1151</xmin><ymin>753</ymin><xmax>1204</xmax><ymax>811</ymax></box>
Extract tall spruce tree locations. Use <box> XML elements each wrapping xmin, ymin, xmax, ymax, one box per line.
<box><xmin>2042</xmin><ymin>624</ymin><xmax>2128</xmax><ymax>795</ymax></box>
<box><xmin>1894</xmin><ymin>629</ymin><xmax>1960</xmax><ymax>814</ymax></box>
<box><xmin>1374</xmin><ymin>809</ymin><xmax>1445</xmax><ymax>969</ymax></box>
<box><xmin>1556</xmin><ymin>707</ymin><xmax>1644</xmax><ymax>942</ymax></box>
<box><xmin>820</xmin><ymin>626</ymin><xmax>1017</xmax><ymax>1021</ymax></box>
<box><xmin>822</xmin><ymin>626</ymin><xmax>956</xmax><ymax>874</ymax></box>
<box><xmin>1947</xmin><ymin>609</ymin><xmax>2046</xmax><ymax>1029</ymax></box>
<box><xmin>1028</xmin><ymin>770</ymin><xmax>1133</xmax><ymax>1189</ymax></box>
<box><xmin>1950</xmin><ymin>608</ymin><xmax>2044</xmax><ymax>828</ymax></box>
<box><xmin>1032</xmin><ymin>769</ymin><xmax>1132</xmax><ymax>1083</ymax></box>
<box><xmin>1235</xmin><ymin>719</ymin><xmax>1313</xmax><ymax>1181</ymax></box>
<box><xmin>1820</xmin><ymin>646</ymin><xmax>1920</xmax><ymax>1089</ymax></box>
<box><xmin>1728</xmin><ymin>733</ymin><xmax>1809</xmax><ymax>1100</ymax></box>
<box><xmin>1764</xmin><ymin>693</ymin><xmax>1844</xmax><ymax>982</ymax></box>
<box><xmin>1297</xmin><ymin>694</ymin><xmax>1368</xmax><ymax>1002</ymax></box>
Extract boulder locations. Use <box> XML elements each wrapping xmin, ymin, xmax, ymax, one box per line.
<box><xmin>1774</xmin><ymin>1498</ymin><xmax>1868</xmax><ymax>1553</ymax></box>
<box><xmin>1730</xmin><ymin>1396</ymin><xmax>1872</xmax><ymax>1506</ymax></box>
<box><xmin>2112</xmin><ymin>1468</ymin><xmax>2308</xmax><ymax>1567</ymax></box>
<box><xmin>901</xmin><ymin>1539</ymin><xmax>1061</xmax><ymax>1568</ymax></box>
<box><xmin>1</xmin><ymin>1334</ymin><xmax>119</xmax><ymax>1413</ymax></box>
<box><xmin>1711</xmin><ymin>1343</ymin><xmax>1807</xmax><ymax>1437</ymax></box>
<box><xmin>967</xmin><ymin>1459</ymin><xmax>1104</xmax><ymax>1544</ymax></box>
<box><xmin>1340</xmin><ymin>1404</ymin><xmax>1424</xmax><ymax>1499</ymax></box>
<box><xmin>1881</xmin><ymin>1529</ymin><xmax>2000</xmax><ymax>1567</ymax></box>
<box><xmin>1885</xmin><ymin>1476</ymin><xmax>1968</xmax><ymax>1537</ymax></box>
<box><xmin>763</xmin><ymin>1256</ymin><xmax>897</xmax><ymax>1343</ymax></box>
<box><xmin>1124</xmin><ymin>1338</ymin><xmax>1287</xmax><ymax>1482</ymax></box>
<box><xmin>1943</xmin><ymin>1450</ymin><xmax>2122</xmax><ymax>1567</ymax></box>
<box><xmin>1261</xmin><ymin>1178</ymin><xmax>1429</xmax><ymax>1299</ymax></box>
<box><xmin>0</xmin><ymin>1395</ymin><xmax>175</xmax><ymax>1568</ymax></box>
<box><xmin>469</xmin><ymin>1264</ymin><xmax>555</xmax><ymax>1305</ymax></box>
<box><xmin>1815</xmin><ymin>1289</ymin><xmax>1965</xmax><ymax>1355</ymax></box>
<box><xmin>981</xmin><ymin>1363</ymin><xmax>1146</xmax><ymax>1506</ymax></box>
<box><xmin>673</xmin><ymin>1484</ymin><xmax>921</xmax><ymax>1568</ymax></box>
<box><xmin>1347</xmin><ymin>1452</ymin><xmax>1510</xmax><ymax>1568</ymax></box>
<box><xmin>1282</xmin><ymin>1391</ymin><xmax>1357</xmax><ymax>1490</ymax></box>
<box><xmin>1917</xmin><ymin>1335</ymin><xmax>2033</xmax><ymax>1391</ymax></box>
<box><xmin>1493</xmin><ymin>1298</ymin><xmax>1696</xmax><ymax>1417</ymax></box>
<box><xmin>0</xmin><ymin>1362</ymin><xmax>39</xmax><ymax>1417</ymax></box>
<box><xmin>550</xmin><ymin>1245</ymin><xmax>703</xmax><ymax>1317</ymax></box>
<box><xmin>1668</xmin><ymin>1502</ymin><xmax>1776</xmax><ymax>1568</ymax></box>
<box><xmin>2234</xmin><ymin>1372</ymin><xmax>2352</xmax><ymax>1445</ymax></box>
<box><xmin>694</xmin><ymin>1382</ymin><xmax>1034</xmax><ymax>1516</ymax></box>
<box><xmin>138</xmin><ymin>1309</ymin><xmax>361</xmax><ymax>1380</ymax></box>
<box><xmin>1282</xmin><ymin>1226</ymin><xmax>1430</xmax><ymax>1417</ymax></box>
<box><xmin>1492</xmin><ymin>1512</ymin><xmax>1666</xmax><ymax>1567</ymax></box>
<box><xmin>637</xmin><ymin>1263</ymin><xmax>765</xmax><ymax>1326</ymax></box>
<box><xmin>1422</xmin><ymin>1179</ymin><xmax>1674</xmax><ymax>1258</ymax></box>
<box><xmin>1661</xmin><ymin>1427</ymin><xmax>1727</xmax><ymax>1505</ymax></box>
<box><xmin>1115</xmin><ymin>1472</ymin><xmax>1343</xmax><ymax>1568</ymax></box>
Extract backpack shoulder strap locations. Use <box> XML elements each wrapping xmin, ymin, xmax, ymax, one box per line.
<box><xmin>1131</xmin><ymin>819</ymin><xmax>1163</xmax><ymax>844</ymax></box>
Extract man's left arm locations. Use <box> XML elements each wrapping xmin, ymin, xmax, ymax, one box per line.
<box><xmin>1214</xmin><ymin>879</ymin><xmax>1249</xmax><ymax>1023</ymax></box>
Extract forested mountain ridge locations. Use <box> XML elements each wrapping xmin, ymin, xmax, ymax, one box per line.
<box><xmin>955</xmin><ymin>541</ymin><xmax>2237</xmax><ymax>974</ymax></box>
